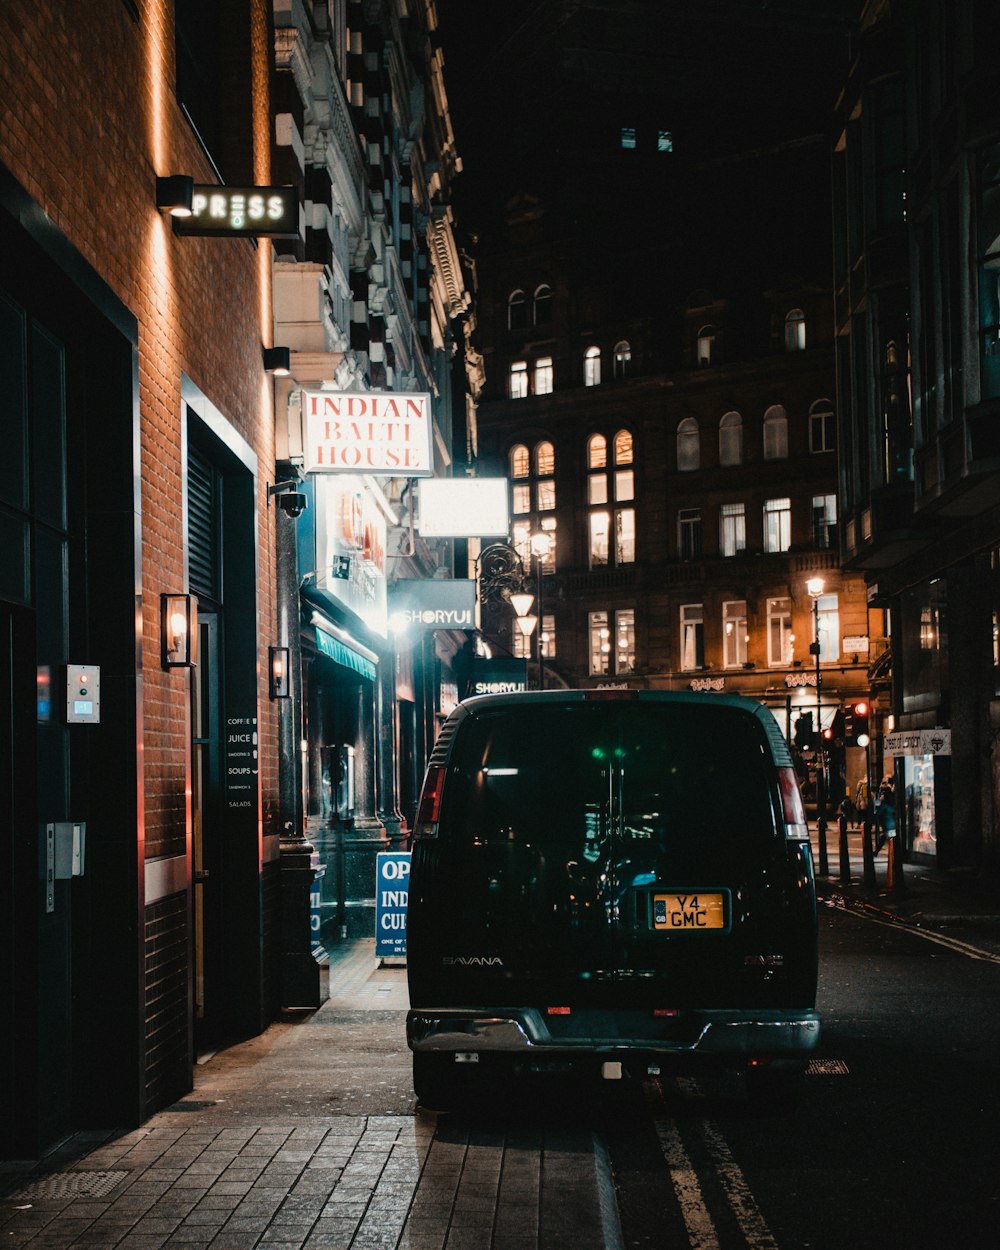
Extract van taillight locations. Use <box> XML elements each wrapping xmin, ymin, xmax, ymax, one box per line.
<box><xmin>778</xmin><ymin>767</ymin><xmax>808</xmax><ymax>841</ymax></box>
<box><xmin>414</xmin><ymin>765</ymin><xmax>446</xmax><ymax>839</ymax></box>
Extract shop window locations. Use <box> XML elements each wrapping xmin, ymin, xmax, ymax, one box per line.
<box><xmin>763</xmin><ymin>405</ymin><xmax>788</xmax><ymax>460</ymax></box>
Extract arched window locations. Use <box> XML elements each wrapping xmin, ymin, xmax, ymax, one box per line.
<box><xmin>587</xmin><ymin>433</ymin><xmax>607</xmax><ymax>469</ymax></box>
<box><xmin>511</xmin><ymin>443</ymin><xmax>557</xmax><ymax>573</ymax></box>
<box><xmin>614</xmin><ymin>430</ymin><xmax>634</xmax><ymax>503</ymax></box>
<box><xmin>533</xmin><ymin>284</ymin><xmax>553</xmax><ymax>326</ymax></box>
<box><xmin>785</xmin><ymin>308</ymin><xmax>806</xmax><ymax>352</ymax></box>
<box><xmin>763</xmin><ymin>404</ymin><xmax>789</xmax><ymax>460</ymax></box>
<box><xmin>510</xmin><ymin>444</ymin><xmax>530</xmax><ymax>478</ymax></box>
<box><xmin>614</xmin><ymin>430</ymin><xmax>633</xmax><ymax>465</ymax></box>
<box><xmin>508</xmin><ymin>289</ymin><xmax>527</xmax><ymax>330</ymax></box>
<box><xmin>809</xmin><ymin>399</ymin><xmax>836</xmax><ymax>452</ymax></box>
<box><xmin>613</xmin><ymin>340</ymin><xmax>631</xmax><ymax>378</ymax></box>
<box><xmin>584</xmin><ymin>345</ymin><xmax>602</xmax><ymax>387</ymax></box>
<box><xmin>677</xmin><ymin>417</ymin><xmax>700</xmax><ymax>471</ymax></box>
<box><xmin>535</xmin><ymin>441</ymin><xmax>555</xmax><ymax>477</ymax></box>
<box><xmin>510</xmin><ymin>444</ymin><xmax>530</xmax><ymax>517</ymax></box>
<box><xmin>697</xmin><ymin>325</ymin><xmax>715</xmax><ymax>366</ymax></box>
<box><xmin>719</xmin><ymin>411</ymin><xmax>742</xmax><ymax>466</ymax></box>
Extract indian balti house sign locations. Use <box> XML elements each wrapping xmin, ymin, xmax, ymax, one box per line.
<box><xmin>303</xmin><ymin>391</ymin><xmax>434</xmax><ymax>476</ymax></box>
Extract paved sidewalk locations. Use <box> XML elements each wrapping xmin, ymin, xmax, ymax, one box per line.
<box><xmin>809</xmin><ymin>821</ymin><xmax>1000</xmax><ymax>932</ymax></box>
<box><xmin>0</xmin><ymin>945</ymin><xmax>619</xmax><ymax>1250</ymax></box>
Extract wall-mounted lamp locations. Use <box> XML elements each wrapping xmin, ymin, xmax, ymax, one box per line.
<box><xmin>263</xmin><ymin>346</ymin><xmax>292</xmax><ymax>376</ymax></box>
<box><xmin>161</xmin><ymin>593</ymin><xmax>198</xmax><ymax>669</ymax></box>
<box><xmin>269</xmin><ymin>646</ymin><xmax>291</xmax><ymax>699</ymax></box>
<box><xmin>155</xmin><ymin>174</ymin><xmax>194</xmax><ymax>218</ymax></box>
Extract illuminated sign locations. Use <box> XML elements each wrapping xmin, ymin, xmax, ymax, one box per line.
<box><xmin>388</xmin><ymin>579</ymin><xmax>477</xmax><ymax>633</ymax></box>
<box><xmin>303</xmin><ymin>391</ymin><xmax>434</xmax><ymax>476</ymax></box>
<box><xmin>173</xmin><ymin>186</ymin><xmax>300</xmax><ymax>238</ymax></box>
<box><xmin>418</xmin><ymin>478</ymin><xmax>510</xmax><ymax>537</ymax></box>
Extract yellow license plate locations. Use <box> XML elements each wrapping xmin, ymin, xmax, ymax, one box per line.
<box><xmin>653</xmin><ymin>892</ymin><xmax>725</xmax><ymax>931</ymax></box>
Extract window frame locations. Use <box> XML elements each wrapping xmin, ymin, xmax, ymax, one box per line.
<box><xmin>723</xmin><ymin>600</ymin><xmax>749</xmax><ymax>668</ymax></box>
<box><xmin>767</xmin><ymin>596</ymin><xmax>793</xmax><ymax>667</ymax></box>
<box><xmin>764</xmin><ymin>496</ymin><xmax>792</xmax><ymax>553</ymax></box>
<box><xmin>763</xmin><ymin>404</ymin><xmax>789</xmax><ymax>460</ymax></box>
<box><xmin>719</xmin><ymin>410</ymin><xmax>742</xmax><ymax>467</ymax></box>
<box><xmin>680</xmin><ymin>603</ymin><xmax>705</xmax><ymax>671</ymax></box>
<box><xmin>677</xmin><ymin>417</ymin><xmax>700</xmax><ymax>471</ymax></box>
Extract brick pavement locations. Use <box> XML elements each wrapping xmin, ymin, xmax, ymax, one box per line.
<box><xmin>0</xmin><ymin>944</ymin><xmax>620</xmax><ymax>1250</ymax></box>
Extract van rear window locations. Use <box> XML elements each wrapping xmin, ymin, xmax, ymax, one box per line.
<box><xmin>439</xmin><ymin>704</ymin><xmax>776</xmax><ymax>865</ymax></box>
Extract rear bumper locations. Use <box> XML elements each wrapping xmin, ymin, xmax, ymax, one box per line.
<box><xmin>407</xmin><ymin>1007</ymin><xmax>821</xmax><ymax>1058</ymax></box>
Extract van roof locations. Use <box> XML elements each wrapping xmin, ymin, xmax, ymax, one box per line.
<box><xmin>445</xmin><ymin>689</ymin><xmax>794</xmax><ymax>768</ymax></box>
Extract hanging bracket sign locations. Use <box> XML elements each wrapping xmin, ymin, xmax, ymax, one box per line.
<box><xmin>172</xmin><ymin>186</ymin><xmax>300</xmax><ymax>238</ymax></box>
<box><xmin>302</xmin><ymin>391</ymin><xmax>434</xmax><ymax>476</ymax></box>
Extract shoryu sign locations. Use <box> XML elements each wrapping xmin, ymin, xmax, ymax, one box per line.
<box><xmin>303</xmin><ymin>392</ymin><xmax>434</xmax><ymax>477</ymax></box>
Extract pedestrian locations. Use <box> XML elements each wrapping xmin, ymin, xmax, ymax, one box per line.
<box><xmin>838</xmin><ymin>793</ymin><xmax>856</xmax><ymax>827</ymax></box>
<box><xmin>854</xmin><ymin>776</ymin><xmax>870</xmax><ymax>827</ymax></box>
<box><xmin>875</xmin><ymin>776</ymin><xmax>897</xmax><ymax>853</ymax></box>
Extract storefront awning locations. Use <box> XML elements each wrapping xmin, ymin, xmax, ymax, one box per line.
<box><xmin>313</xmin><ymin>624</ymin><xmax>378</xmax><ymax>682</ymax></box>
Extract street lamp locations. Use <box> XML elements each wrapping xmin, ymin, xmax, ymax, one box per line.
<box><xmin>806</xmin><ymin>576</ymin><xmax>828</xmax><ymax>874</ymax></box>
<box><xmin>475</xmin><ymin>541</ymin><xmax>537</xmax><ymax>689</ymax></box>
<box><xmin>530</xmin><ymin>531</ymin><xmax>552</xmax><ymax>690</ymax></box>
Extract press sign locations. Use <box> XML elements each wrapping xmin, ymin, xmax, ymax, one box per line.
<box><xmin>375</xmin><ymin>852</ymin><xmax>410</xmax><ymax>960</ymax></box>
<box><xmin>173</xmin><ymin>186</ymin><xmax>300</xmax><ymax>238</ymax></box>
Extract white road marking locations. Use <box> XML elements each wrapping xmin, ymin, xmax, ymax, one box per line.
<box><xmin>823</xmin><ymin>898</ymin><xmax>1000</xmax><ymax>964</ymax></box>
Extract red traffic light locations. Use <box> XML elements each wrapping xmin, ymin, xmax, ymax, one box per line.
<box><xmin>822</xmin><ymin>726</ymin><xmax>834</xmax><ymax>740</ymax></box>
<box><xmin>853</xmin><ymin>700</ymin><xmax>869</xmax><ymax>716</ymax></box>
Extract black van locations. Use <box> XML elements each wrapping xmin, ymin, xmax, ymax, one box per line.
<box><xmin>406</xmin><ymin>690</ymin><xmax>820</xmax><ymax>1108</ymax></box>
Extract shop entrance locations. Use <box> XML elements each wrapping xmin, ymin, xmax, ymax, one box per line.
<box><xmin>192</xmin><ymin>611</ymin><xmax>224</xmax><ymax>1050</ymax></box>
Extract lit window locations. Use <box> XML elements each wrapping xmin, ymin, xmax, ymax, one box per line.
<box><xmin>508</xmin><ymin>289</ymin><xmax>527</xmax><ymax>330</ymax></box>
<box><xmin>588</xmin><ymin>433</ymin><xmax>607</xmax><ymax>469</ymax></box>
<box><xmin>590</xmin><ymin>511</ymin><xmax>610</xmax><ymax>567</ymax></box>
<box><xmin>616</xmin><ymin>609</ymin><xmax>636</xmax><ymax>673</ymax></box>
<box><xmin>678</xmin><ymin>508</ymin><xmax>701</xmax><ymax>560</ymax></box>
<box><xmin>535</xmin><ymin>441</ymin><xmax>555</xmax><ymax>476</ymax></box>
<box><xmin>697</xmin><ymin>325</ymin><xmax>714</xmax><ymax>366</ymax></box>
<box><xmin>512</xmin><ymin>628</ymin><xmax>531</xmax><ymax>660</ymax></box>
<box><xmin>534</xmin><ymin>356</ymin><xmax>554</xmax><ymax>395</ymax></box>
<box><xmin>817</xmin><ymin>594</ymin><xmax>840</xmax><ymax>661</ymax></box>
<box><xmin>614</xmin><ymin>431</ymin><xmax>634</xmax><ymax>500</ymax></box>
<box><xmin>534</xmin><ymin>284</ymin><xmax>553</xmax><ymax>326</ymax></box>
<box><xmin>809</xmin><ymin>399</ymin><xmax>836</xmax><ymax>452</ymax></box>
<box><xmin>589</xmin><ymin>475</ymin><xmax>608</xmax><ymax>505</ymax></box>
<box><xmin>680</xmin><ymin>604</ymin><xmax>704</xmax><ymax>671</ymax></box>
<box><xmin>538</xmin><ymin>516</ymin><xmax>556</xmax><ymax>572</ymax></box>
<box><xmin>719</xmin><ymin>411</ymin><xmax>742</xmax><ymax>467</ymax></box>
<box><xmin>613</xmin><ymin>340</ymin><xmax>631</xmax><ymax>378</ymax></box>
<box><xmin>657</xmin><ymin>130</ymin><xmax>673</xmax><ymax>153</ymax></box>
<box><xmin>510</xmin><ymin>360</ymin><xmax>528</xmax><ymax>399</ymax></box>
<box><xmin>589</xmin><ymin>611</ymin><xmax>611</xmax><ymax>676</ymax></box>
<box><xmin>720</xmin><ymin>502</ymin><xmax>746</xmax><ymax>557</ymax></box>
<box><xmin>723</xmin><ymin>600</ymin><xmax>748</xmax><ymax>668</ymax></box>
<box><xmin>677</xmin><ymin>418</ymin><xmax>700</xmax><ymax>471</ymax></box>
<box><xmin>620</xmin><ymin>127</ymin><xmax>636</xmax><ymax>150</ymax></box>
<box><xmin>812</xmin><ymin>494</ymin><xmax>838</xmax><ymax>548</ymax></box>
<box><xmin>767</xmin><ymin>597</ymin><xmax>793</xmax><ymax>666</ymax></box>
<box><xmin>785</xmin><ymin>308</ymin><xmax>806</xmax><ymax>351</ymax></box>
<box><xmin>616</xmin><ymin>508</ymin><xmax>635</xmax><ymax>564</ymax></box>
<box><xmin>535</xmin><ymin>441</ymin><xmax>556</xmax><ymax>512</ymax></box>
<box><xmin>540</xmin><ymin>613</ymin><xmax>556</xmax><ymax>659</ymax></box>
<box><xmin>764</xmin><ymin>497</ymin><xmax>791</xmax><ymax>553</ymax></box>
<box><xmin>614</xmin><ymin>429</ymin><xmax>633</xmax><ymax>464</ymax></box>
<box><xmin>584</xmin><ymin>345</ymin><xmax>602</xmax><ymax>387</ymax></box>
<box><xmin>512</xmin><ymin>483</ymin><xmax>530</xmax><ymax>514</ymax></box>
<box><xmin>536</xmin><ymin>480</ymin><xmax>556</xmax><ymax>511</ymax></box>
<box><xmin>763</xmin><ymin>405</ymin><xmax>788</xmax><ymax>460</ymax></box>
<box><xmin>510</xmin><ymin>445</ymin><xmax>529</xmax><ymax>478</ymax></box>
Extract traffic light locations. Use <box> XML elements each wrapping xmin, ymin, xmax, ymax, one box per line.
<box><xmin>852</xmin><ymin>699</ymin><xmax>870</xmax><ymax>747</ymax></box>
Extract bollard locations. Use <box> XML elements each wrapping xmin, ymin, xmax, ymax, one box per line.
<box><xmin>861</xmin><ymin>815</ymin><xmax>877</xmax><ymax>894</ymax></box>
<box><xmin>817</xmin><ymin>814</ymin><xmax>829</xmax><ymax>876</ymax></box>
<box><xmin>886</xmin><ymin>833</ymin><xmax>906</xmax><ymax>898</ymax></box>
<box><xmin>838</xmin><ymin>814</ymin><xmax>851</xmax><ymax>884</ymax></box>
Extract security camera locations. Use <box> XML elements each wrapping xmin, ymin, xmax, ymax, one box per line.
<box><xmin>277</xmin><ymin>492</ymin><xmax>308</xmax><ymax>519</ymax></box>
